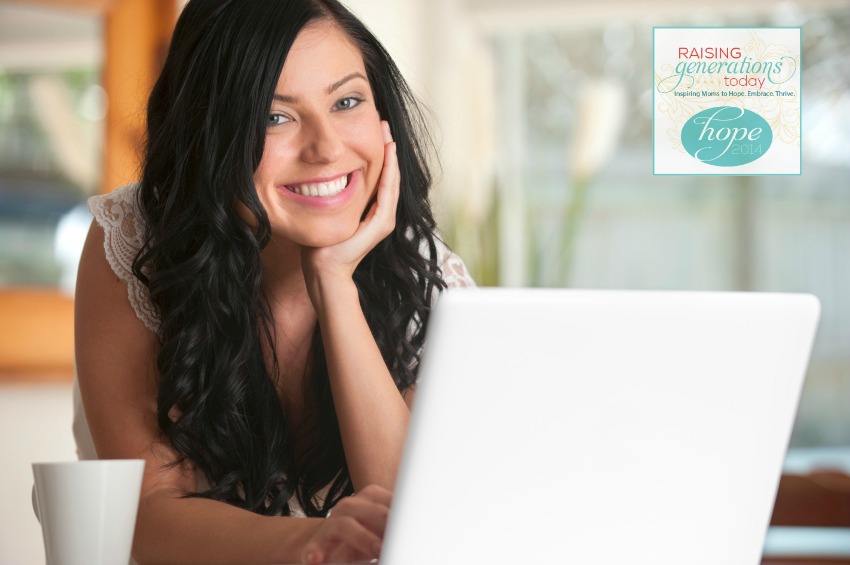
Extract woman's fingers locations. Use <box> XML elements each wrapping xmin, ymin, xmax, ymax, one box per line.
<box><xmin>300</xmin><ymin>487</ymin><xmax>392</xmax><ymax>564</ymax></box>
<box><xmin>378</xmin><ymin>120</ymin><xmax>399</xmax><ymax>221</ymax></box>
<box><xmin>376</xmin><ymin>138</ymin><xmax>400</xmax><ymax>229</ymax></box>
<box><xmin>331</xmin><ymin>493</ymin><xmax>390</xmax><ymax>538</ymax></box>
<box><xmin>382</xmin><ymin>119</ymin><xmax>393</xmax><ymax>145</ymax></box>
<box><xmin>357</xmin><ymin>129</ymin><xmax>399</xmax><ymax>243</ymax></box>
<box><xmin>302</xmin><ymin>516</ymin><xmax>380</xmax><ymax>564</ymax></box>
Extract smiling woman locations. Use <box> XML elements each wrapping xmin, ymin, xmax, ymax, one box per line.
<box><xmin>72</xmin><ymin>1</ymin><xmax>474</xmax><ymax>564</ymax></box>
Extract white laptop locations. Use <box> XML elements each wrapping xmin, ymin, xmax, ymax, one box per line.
<box><xmin>381</xmin><ymin>288</ymin><xmax>820</xmax><ymax>565</ymax></box>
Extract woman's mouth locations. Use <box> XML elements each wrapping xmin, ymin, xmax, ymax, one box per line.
<box><xmin>283</xmin><ymin>173</ymin><xmax>351</xmax><ymax>197</ymax></box>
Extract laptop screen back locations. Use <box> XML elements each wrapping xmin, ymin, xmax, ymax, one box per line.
<box><xmin>383</xmin><ymin>288</ymin><xmax>820</xmax><ymax>565</ymax></box>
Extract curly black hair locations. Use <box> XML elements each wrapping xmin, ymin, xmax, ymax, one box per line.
<box><xmin>132</xmin><ymin>0</ymin><xmax>445</xmax><ymax>517</ymax></box>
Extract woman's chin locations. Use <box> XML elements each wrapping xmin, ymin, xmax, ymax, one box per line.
<box><xmin>285</xmin><ymin>225</ymin><xmax>360</xmax><ymax>249</ymax></box>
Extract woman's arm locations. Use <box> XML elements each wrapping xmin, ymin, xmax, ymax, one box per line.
<box><xmin>308</xmin><ymin>275</ymin><xmax>411</xmax><ymax>492</ymax></box>
<box><xmin>301</xmin><ymin>122</ymin><xmax>411</xmax><ymax>492</ymax></box>
<box><xmin>75</xmin><ymin>221</ymin><xmax>384</xmax><ymax>564</ymax></box>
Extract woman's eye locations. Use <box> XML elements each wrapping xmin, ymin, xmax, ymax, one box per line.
<box><xmin>334</xmin><ymin>97</ymin><xmax>363</xmax><ymax>111</ymax></box>
<box><xmin>268</xmin><ymin>113</ymin><xmax>291</xmax><ymax>126</ymax></box>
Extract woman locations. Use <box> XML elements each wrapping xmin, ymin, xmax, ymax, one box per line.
<box><xmin>73</xmin><ymin>0</ymin><xmax>474</xmax><ymax>563</ymax></box>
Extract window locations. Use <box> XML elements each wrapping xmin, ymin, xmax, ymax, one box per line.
<box><xmin>434</xmin><ymin>1</ymin><xmax>850</xmax><ymax>448</ymax></box>
<box><xmin>0</xmin><ymin>4</ymin><xmax>103</xmax><ymax>292</ymax></box>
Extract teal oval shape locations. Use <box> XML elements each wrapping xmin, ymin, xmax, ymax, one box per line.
<box><xmin>681</xmin><ymin>106</ymin><xmax>773</xmax><ymax>167</ymax></box>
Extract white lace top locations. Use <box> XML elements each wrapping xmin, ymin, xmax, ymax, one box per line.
<box><xmin>72</xmin><ymin>182</ymin><xmax>476</xmax><ymax>514</ymax></box>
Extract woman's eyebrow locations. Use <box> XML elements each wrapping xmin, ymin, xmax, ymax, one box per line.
<box><xmin>272</xmin><ymin>72</ymin><xmax>368</xmax><ymax>104</ymax></box>
<box><xmin>326</xmin><ymin>72</ymin><xmax>367</xmax><ymax>94</ymax></box>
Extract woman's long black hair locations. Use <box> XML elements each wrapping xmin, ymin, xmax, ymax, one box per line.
<box><xmin>132</xmin><ymin>0</ymin><xmax>445</xmax><ymax>517</ymax></box>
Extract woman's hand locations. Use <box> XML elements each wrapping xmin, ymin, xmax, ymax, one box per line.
<box><xmin>301</xmin><ymin>120</ymin><xmax>399</xmax><ymax>310</ymax></box>
<box><xmin>301</xmin><ymin>485</ymin><xmax>392</xmax><ymax>564</ymax></box>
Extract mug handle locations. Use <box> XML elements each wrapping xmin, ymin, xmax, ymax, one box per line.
<box><xmin>31</xmin><ymin>483</ymin><xmax>40</xmax><ymax>523</ymax></box>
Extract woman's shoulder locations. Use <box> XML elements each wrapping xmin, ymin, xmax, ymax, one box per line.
<box><xmin>88</xmin><ymin>183</ymin><xmax>141</xmax><ymax>223</ymax></box>
<box><xmin>87</xmin><ymin>183</ymin><xmax>160</xmax><ymax>332</ymax></box>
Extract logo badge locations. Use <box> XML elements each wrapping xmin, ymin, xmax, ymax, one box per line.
<box><xmin>681</xmin><ymin>106</ymin><xmax>773</xmax><ymax>167</ymax></box>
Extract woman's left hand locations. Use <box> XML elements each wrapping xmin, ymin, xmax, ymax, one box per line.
<box><xmin>300</xmin><ymin>485</ymin><xmax>392</xmax><ymax>564</ymax></box>
<box><xmin>301</xmin><ymin>120</ymin><xmax>398</xmax><ymax>301</ymax></box>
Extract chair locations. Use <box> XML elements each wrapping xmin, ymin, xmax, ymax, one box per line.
<box><xmin>762</xmin><ymin>471</ymin><xmax>850</xmax><ymax>565</ymax></box>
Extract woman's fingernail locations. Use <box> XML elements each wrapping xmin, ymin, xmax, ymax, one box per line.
<box><xmin>305</xmin><ymin>550</ymin><xmax>316</xmax><ymax>563</ymax></box>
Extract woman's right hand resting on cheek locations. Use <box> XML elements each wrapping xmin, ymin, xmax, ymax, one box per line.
<box><xmin>300</xmin><ymin>485</ymin><xmax>391</xmax><ymax>564</ymax></box>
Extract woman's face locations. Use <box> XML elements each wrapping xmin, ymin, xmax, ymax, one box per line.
<box><xmin>253</xmin><ymin>20</ymin><xmax>386</xmax><ymax>248</ymax></box>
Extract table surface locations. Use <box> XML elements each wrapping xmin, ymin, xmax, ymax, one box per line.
<box><xmin>268</xmin><ymin>528</ymin><xmax>850</xmax><ymax>564</ymax></box>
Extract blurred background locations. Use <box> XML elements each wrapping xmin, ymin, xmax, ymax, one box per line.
<box><xmin>0</xmin><ymin>0</ymin><xmax>848</xmax><ymax>562</ymax></box>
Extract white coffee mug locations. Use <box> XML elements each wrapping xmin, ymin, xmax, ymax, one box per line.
<box><xmin>32</xmin><ymin>460</ymin><xmax>145</xmax><ymax>565</ymax></box>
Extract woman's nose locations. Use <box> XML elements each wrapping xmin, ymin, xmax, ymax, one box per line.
<box><xmin>300</xmin><ymin>117</ymin><xmax>345</xmax><ymax>164</ymax></box>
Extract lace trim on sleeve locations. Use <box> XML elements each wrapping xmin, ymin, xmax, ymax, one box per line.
<box><xmin>410</xmin><ymin>239</ymin><xmax>476</xmax><ymax>374</ymax></box>
<box><xmin>88</xmin><ymin>184</ymin><xmax>161</xmax><ymax>333</ymax></box>
<box><xmin>436</xmin><ymin>239</ymin><xmax>476</xmax><ymax>289</ymax></box>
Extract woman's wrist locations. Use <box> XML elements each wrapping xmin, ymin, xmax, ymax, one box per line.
<box><xmin>307</xmin><ymin>271</ymin><xmax>360</xmax><ymax>318</ymax></box>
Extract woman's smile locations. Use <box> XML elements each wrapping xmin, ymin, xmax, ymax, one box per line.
<box><xmin>276</xmin><ymin>170</ymin><xmax>361</xmax><ymax>209</ymax></box>
<box><xmin>283</xmin><ymin>172</ymin><xmax>351</xmax><ymax>197</ymax></box>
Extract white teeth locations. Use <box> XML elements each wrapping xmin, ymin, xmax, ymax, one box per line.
<box><xmin>286</xmin><ymin>175</ymin><xmax>348</xmax><ymax>197</ymax></box>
